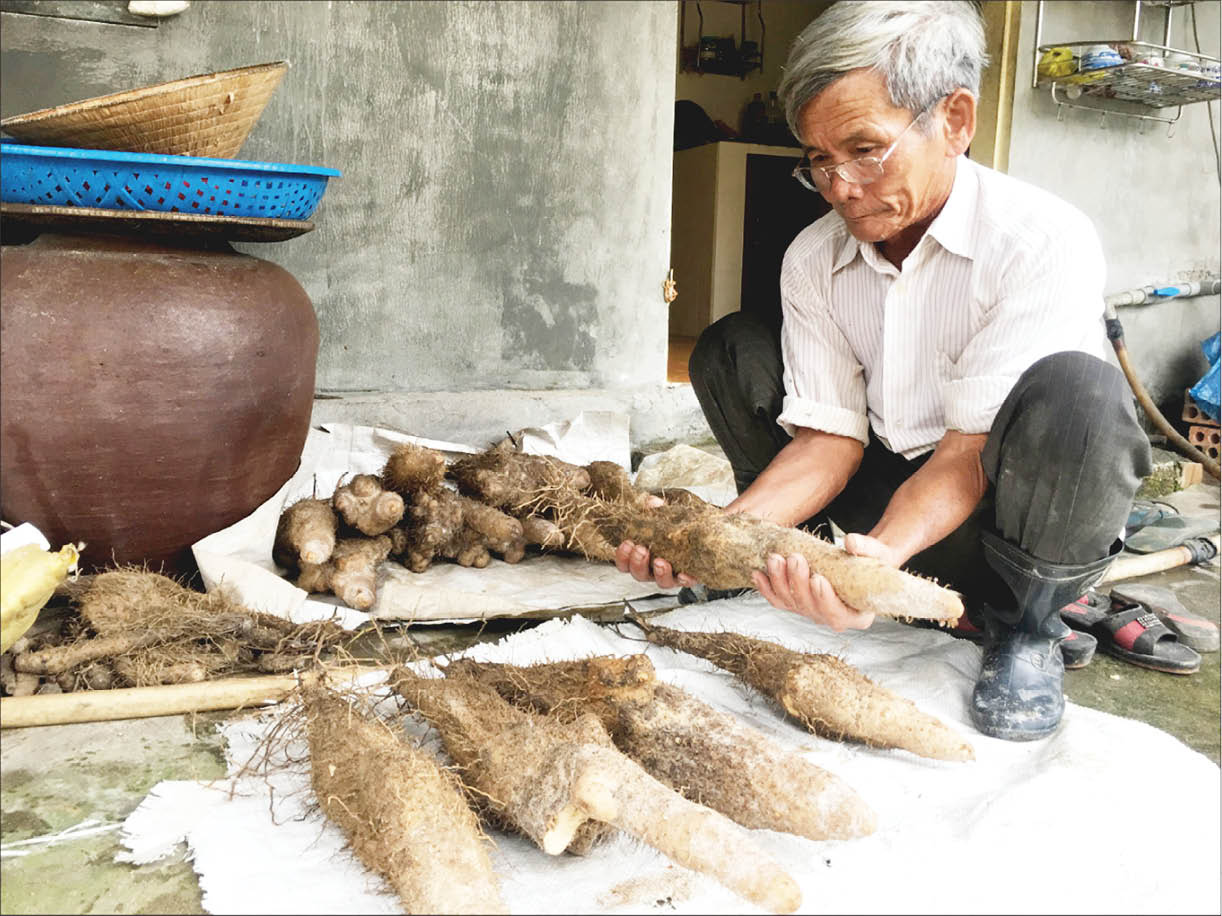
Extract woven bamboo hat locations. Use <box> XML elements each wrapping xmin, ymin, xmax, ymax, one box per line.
<box><xmin>0</xmin><ymin>61</ymin><xmax>288</xmax><ymax>159</ymax></box>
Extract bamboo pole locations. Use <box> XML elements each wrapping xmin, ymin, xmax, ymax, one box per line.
<box><xmin>0</xmin><ymin>666</ymin><xmax>388</xmax><ymax>729</ymax></box>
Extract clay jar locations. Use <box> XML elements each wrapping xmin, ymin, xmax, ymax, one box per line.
<box><xmin>1</xmin><ymin>233</ymin><xmax>319</xmax><ymax>574</ymax></box>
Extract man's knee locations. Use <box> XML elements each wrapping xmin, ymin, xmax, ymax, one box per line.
<box><xmin>689</xmin><ymin>312</ymin><xmax>778</xmax><ymax>393</ymax></box>
<box><xmin>1017</xmin><ymin>351</ymin><xmax>1128</xmax><ymax>408</ymax></box>
<box><xmin>988</xmin><ymin>349</ymin><xmax>1150</xmax><ymax>475</ymax></box>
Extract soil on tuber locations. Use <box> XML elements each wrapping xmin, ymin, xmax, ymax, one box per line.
<box><xmin>448</xmin><ymin>654</ymin><xmax>877</xmax><ymax>841</ymax></box>
<box><xmin>448</xmin><ymin>440</ymin><xmax>591</xmax><ymax>515</ymax></box>
<box><xmin>633</xmin><ymin>618</ymin><xmax>975</xmax><ymax>762</ymax></box>
<box><xmin>303</xmin><ymin>687</ymin><xmax>506</xmax><ymax>914</ymax></box>
<box><xmin>393</xmin><ymin>489</ymin><xmax>526</xmax><ymax>572</ymax></box>
<box><xmin>391</xmin><ymin>668</ymin><xmax>801</xmax><ymax>915</ymax></box>
<box><xmin>583</xmin><ymin>461</ymin><xmax>655</xmax><ymax>509</ymax></box>
<box><xmin>381</xmin><ymin>441</ymin><xmax>448</xmax><ymax>496</ymax></box>
<box><xmin>379</xmin><ymin>442</ymin><xmax>532</xmax><ymax>571</ymax></box>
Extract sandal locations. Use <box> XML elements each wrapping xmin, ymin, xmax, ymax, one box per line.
<box><xmin>1093</xmin><ymin>603</ymin><xmax>1202</xmax><ymax>675</ymax></box>
<box><xmin>1109</xmin><ymin>584</ymin><xmax>1220</xmax><ymax>654</ymax></box>
<box><xmin>1059</xmin><ymin>589</ymin><xmax>1111</xmax><ymax>630</ymax></box>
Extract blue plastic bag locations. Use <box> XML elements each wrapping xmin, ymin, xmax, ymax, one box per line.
<box><xmin>1188</xmin><ymin>332</ymin><xmax>1220</xmax><ymax>421</ymax></box>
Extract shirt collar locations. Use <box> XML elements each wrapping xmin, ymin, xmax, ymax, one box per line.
<box><xmin>831</xmin><ymin>224</ymin><xmax>861</xmax><ymax>273</ymax></box>
<box><xmin>925</xmin><ymin>155</ymin><xmax>977</xmax><ymax>260</ymax></box>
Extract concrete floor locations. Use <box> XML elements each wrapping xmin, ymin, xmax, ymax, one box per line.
<box><xmin>1</xmin><ymin>478</ymin><xmax>1218</xmax><ymax>914</ymax></box>
<box><xmin>1062</xmin><ymin>478</ymin><xmax>1220</xmax><ymax>763</ymax></box>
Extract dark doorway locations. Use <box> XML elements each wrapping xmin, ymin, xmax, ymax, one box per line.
<box><xmin>740</xmin><ymin>152</ymin><xmax>831</xmax><ymax>335</ymax></box>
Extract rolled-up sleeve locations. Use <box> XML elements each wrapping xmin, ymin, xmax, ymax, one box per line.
<box><xmin>941</xmin><ymin>217</ymin><xmax>1107</xmax><ymax>434</ymax></box>
<box><xmin>776</xmin><ymin>251</ymin><xmax>870</xmax><ymax>445</ymax></box>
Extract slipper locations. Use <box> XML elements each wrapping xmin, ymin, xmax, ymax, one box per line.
<box><xmin>1060</xmin><ymin>629</ymin><xmax>1097</xmax><ymax>669</ymax></box>
<box><xmin>1125</xmin><ymin>500</ymin><xmax>1179</xmax><ymax>539</ymax></box>
<box><xmin>1109</xmin><ymin>584</ymin><xmax>1220</xmax><ymax>653</ymax></box>
<box><xmin>1060</xmin><ymin>589</ymin><xmax>1111</xmax><ymax>630</ymax></box>
<box><xmin>1093</xmin><ymin>603</ymin><xmax>1202</xmax><ymax>675</ymax></box>
<box><xmin>1124</xmin><ymin>515</ymin><xmax>1220</xmax><ymax>554</ymax></box>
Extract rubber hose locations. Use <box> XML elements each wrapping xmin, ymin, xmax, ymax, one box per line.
<box><xmin>1108</xmin><ymin>331</ymin><xmax>1220</xmax><ymax>480</ymax></box>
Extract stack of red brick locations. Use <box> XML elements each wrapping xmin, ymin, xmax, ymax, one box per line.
<box><xmin>1184</xmin><ymin>392</ymin><xmax>1221</xmax><ymax>463</ymax></box>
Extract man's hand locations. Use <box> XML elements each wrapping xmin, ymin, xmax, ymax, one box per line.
<box><xmin>614</xmin><ymin>493</ymin><xmax>698</xmax><ymax>590</ymax></box>
<box><xmin>751</xmin><ymin>532</ymin><xmax>899</xmax><ymax>630</ymax></box>
<box><xmin>614</xmin><ymin>540</ymin><xmax>699</xmax><ymax>590</ymax></box>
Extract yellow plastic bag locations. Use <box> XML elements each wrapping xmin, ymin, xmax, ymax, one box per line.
<box><xmin>1</xmin><ymin>543</ymin><xmax>80</xmax><ymax>653</ymax></box>
<box><xmin>1038</xmin><ymin>47</ymin><xmax>1077</xmax><ymax>80</ymax></box>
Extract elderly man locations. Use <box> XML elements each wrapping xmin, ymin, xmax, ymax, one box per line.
<box><xmin>619</xmin><ymin>1</ymin><xmax>1151</xmax><ymax>741</ymax></box>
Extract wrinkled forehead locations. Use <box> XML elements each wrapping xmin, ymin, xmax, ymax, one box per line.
<box><xmin>795</xmin><ymin>68</ymin><xmax>911</xmax><ymax>151</ymax></box>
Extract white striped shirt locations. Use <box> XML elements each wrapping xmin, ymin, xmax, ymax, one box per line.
<box><xmin>777</xmin><ymin>155</ymin><xmax>1109</xmax><ymax>459</ymax></box>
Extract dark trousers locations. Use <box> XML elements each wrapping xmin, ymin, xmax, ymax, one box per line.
<box><xmin>689</xmin><ymin>313</ymin><xmax>1153</xmax><ymax>612</ymax></box>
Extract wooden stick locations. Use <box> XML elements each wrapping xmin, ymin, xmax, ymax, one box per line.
<box><xmin>1100</xmin><ymin>534</ymin><xmax>1219</xmax><ymax>585</ymax></box>
<box><xmin>0</xmin><ymin>666</ymin><xmax>387</xmax><ymax>729</ymax></box>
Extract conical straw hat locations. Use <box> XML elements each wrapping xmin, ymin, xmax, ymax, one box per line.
<box><xmin>0</xmin><ymin>61</ymin><xmax>287</xmax><ymax>159</ymax></box>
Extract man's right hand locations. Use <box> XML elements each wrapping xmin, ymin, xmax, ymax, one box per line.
<box><xmin>614</xmin><ymin>540</ymin><xmax>698</xmax><ymax>590</ymax></box>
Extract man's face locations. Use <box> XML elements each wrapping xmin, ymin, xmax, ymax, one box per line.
<box><xmin>797</xmin><ymin>69</ymin><xmax>953</xmax><ymax>244</ymax></box>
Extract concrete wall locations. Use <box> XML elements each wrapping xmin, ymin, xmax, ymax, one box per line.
<box><xmin>1008</xmin><ymin>0</ymin><xmax>1221</xmax><ymax>411</ymax></box>
<box><xmin>1</xmin><ymin>0</ymin><xmax>676</xmax><ymax>395</ymax></box>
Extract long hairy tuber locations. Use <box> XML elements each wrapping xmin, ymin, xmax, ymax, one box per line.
<box><xmin>633</xmin><ymin>618</ymin><xmax>975</xmax><ymax>762</ymax></box>
<box><xmin>391</xmin><ymin>668</ymin><xmax>801</xmax><ymax>915</ymax></box>
<box><xmin>448</xmin><ymin>654</ymin><xmax>877</xmax><ymax>841</ymax></box>
<box><xmin>448</xmin><ymin>442</ymin><xmax>961</xmax><ymax>621</ymax></box>
<box><xmin>571</xmin><ymin>496</ymin><xmax>962</xmax><ymax>622</ymax></box>
<box><xmin>303</xmin><ymin>688</ymin><xmax>506</xmax><ymax>914</ymax></box>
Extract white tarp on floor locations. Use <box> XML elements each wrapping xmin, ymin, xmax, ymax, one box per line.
<box><xmin>118</xmin><ymin>597</ymin><xmax>1221</xmax><ymax>915</ymax></box>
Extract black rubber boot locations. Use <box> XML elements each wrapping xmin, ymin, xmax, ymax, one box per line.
<box><xmin>970</xmin><ymin>530</ymin><xmax>1117</xmax><ymax>741</ymax></box>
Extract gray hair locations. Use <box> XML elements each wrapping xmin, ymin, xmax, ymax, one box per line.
<box><xmin>778</xmin><ymin>1</ymin><xmax>988</xmax><ymax>140</ymax></box>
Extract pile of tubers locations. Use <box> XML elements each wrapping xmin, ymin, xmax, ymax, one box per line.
<box><xmin>265</xmin><ymin>442</ymin><xmax>975</xmax><ymax>911</ymax></box>
<box><xmin>278</xmin><ymin>439</ymin><xmax>964</xmax><ymax>624</ymax></box>
<box><xmin>1</xmin><ymin>569</ymin><xmax>347</xmax><ymax>696</ymax></box>
<box><xmin>302</xmin><ymin>641</ymin><xmax>973</xmax><ymax>913</ymax></box>
<box><xmin>300</xmin><ymin>654</ymin><xmax>866</xmax><ymax>915</ymax></box>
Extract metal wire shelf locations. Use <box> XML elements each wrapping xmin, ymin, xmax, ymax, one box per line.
<box><xmin>1032</xmin><ymin>1</ymin><xmax>1220</xmax><ymax>134</ymax></box>
<box><xmin>1036</xmin><ymin>41</ymin><xmax>1221</xmax><ymax>108</ymax></box>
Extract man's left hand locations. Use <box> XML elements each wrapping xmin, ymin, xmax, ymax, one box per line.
<box><xmin>751</xmin><ymin>533</ymin><xmax>904</xmax><ymax>631</ymax></box>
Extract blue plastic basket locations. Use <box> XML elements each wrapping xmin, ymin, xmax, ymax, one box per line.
<box><xmin>0</xmin><ymin>142</ymin><xmax>340</xmax><ymax>220</ymax></box>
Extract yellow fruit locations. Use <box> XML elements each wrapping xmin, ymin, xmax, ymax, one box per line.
<box><xmin>1</xmin><ymin>543</ymin><xmax>79</xmax><ymax>653</ymax></box>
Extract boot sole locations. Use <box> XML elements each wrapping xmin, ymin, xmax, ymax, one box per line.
<box><xmin>970</xmin><ymin>716</ymin><xmax>1060</xmax><ymax>742</ymax></box>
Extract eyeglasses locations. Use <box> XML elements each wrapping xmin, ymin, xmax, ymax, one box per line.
<box><xmin>792</xmin><ymin>104</ymin><xmax>936</xmax><ymax>193</ymax></box>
